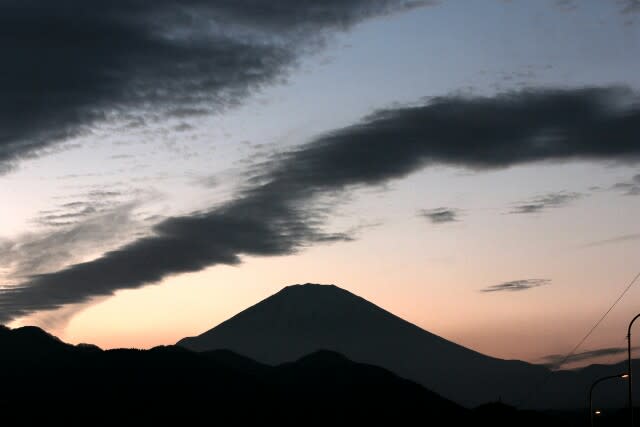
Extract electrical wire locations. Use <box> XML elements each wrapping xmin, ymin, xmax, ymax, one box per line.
<box><xmin>519</xmin><ymin>269</ymin><xmax>640</xmax><ymax>407</ymax></box>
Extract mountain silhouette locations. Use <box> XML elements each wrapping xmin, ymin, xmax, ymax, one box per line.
<box><xmin>177</xmin><ymin>283</ymin><xmax>638</xmax><ymax>409</ymax></box>
<box><xmin>178</xmin><ymin>283</ymin><xmax>549</xmax><ymax>407</ymax></box>
<box><xmin>0</xmin><ymin>324</ymin><xmax>468</xmax><ymax>425</ymax></box>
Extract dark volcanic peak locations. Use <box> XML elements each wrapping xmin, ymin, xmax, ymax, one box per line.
<box><xmin>178</xmin><ymin>282</ymin><xmax>545</xmax><ymax>407</ymax></box>
<box><xmin>284</xmin><ymin>282</ymin><xmax>335</xmax><ymax>288</ymax></box>
<box><xmin>266</xmin><ymin>282</ymin><xmax>397</xmax><ymax>319</ymax></box>
<box><xmin>178</xmin><ymin>282</ymin><xmax>466</xmax><ymax>359</ymax></box>
<box><xmin>275</xmin><ymin>282</ymin><xmax>361</xmax><ymax>301</ymax></box>
<box><xmin>177</xmin><ymin>283</ymin><xmax>640</xmax><ymax>410</ymax></box>
<box><xmin>281</xmin><ymin>282</ymin><xmax>340</xmax><ymax>290</ymax></box>
<box><xmin>176</xmin><ymin>282</ymin><xmax>640</xmax><ymax>409</ymax></box>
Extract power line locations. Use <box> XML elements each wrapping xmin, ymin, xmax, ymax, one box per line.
<box><xmin>558</xmin><ymin>269</ymin><xmax>640</xmax><ymax>369</ymax></box>
<box><xmin>520</xmin><ymin>269</ymin><xmax>640</xmax><ymax>407</ymax></box>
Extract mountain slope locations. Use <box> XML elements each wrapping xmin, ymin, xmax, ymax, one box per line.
<box><xmin>178</xmin><ymin>283</ymin><xmax>550</xmax><ymax>407</ymax></box>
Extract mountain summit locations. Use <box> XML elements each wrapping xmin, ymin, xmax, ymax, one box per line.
<box><xmin>178</xmin><ymin>283</ymin><xmax>548</xmax><ymax>407</ymax></box>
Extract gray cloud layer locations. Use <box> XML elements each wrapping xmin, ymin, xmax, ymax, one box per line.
<box><xmin>510</xmin><ymin>191</ymin><xmax>583</xmax><ymax>214</ymax></box>
<box><xmin>2</xmin><ymin>86</ymin><xmax>640</xmax><ymax>322</ymax></box>
<box><xmin>0</xmin><ymin>0</ymin><xmax>427</xmax><ymax>172</ymax></box>
<box><xmin>419</xmin><ymin>208</ymin><xmax>459</xmax><ymax>223</ymax></box>
<box><xmin>481</xmin><ymin>279</ymin><xmax>551</xmax><ymax>293</ymax></box>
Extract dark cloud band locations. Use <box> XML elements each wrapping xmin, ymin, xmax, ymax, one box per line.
<box><xmin>2</xmin><ymin>86</ymin><xmax>640</xmax><ymax>322</ymax></box>
<box><xmin>0</xmin><ymin>0</ymin><xmax>427</xmax><ymax>172</ymax></box>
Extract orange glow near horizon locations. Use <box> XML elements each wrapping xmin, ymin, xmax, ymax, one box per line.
<box><xmin>6</xmin><ymin>167</ymin><xmax>640</xmax><ymax>369</ymax></box>
<box><xmin>11</xmin><ymin>225</ymin><xmax>640</xmax><ymax>371</ymax></box>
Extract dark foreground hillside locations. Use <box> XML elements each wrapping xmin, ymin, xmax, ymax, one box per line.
<box><xmin>0</xmin><ymin>325</ymin><xmax>463</xmax><ymax>425</ymax></box>
<box><xmin>0</xmin><ymin>325</ymin><xmax>598</xmax><ymax>426</ymax></box>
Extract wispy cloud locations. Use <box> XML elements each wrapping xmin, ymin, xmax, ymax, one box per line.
<box><xmin>0</xmin><ymin>202</ymin><xmax>144</xmax><ymax>282</ymax></box>
<box><xmin>555</xmin><ymin>0</ymin><xmax>578</xmax><ymax>12</ymax></box>
<box><xmin>583</xmin><ymin>233</ymin><xmax>640</xmax><ymax>248</ymax></box>
<box><xmin>419</xmin><ymin>208</ymin><xmax>459</xmax><ymax>224</ymax></box>
<box><xmin>36</xmin><ymin>206</ymin><xmax>99</xmax><ymax>228</ymax></box>
<box><xmin>510</xmin><ymin>192</ymin><xmax>583</xmax><ymax>214</ymax></box>
<box><xmin>32</xmin><ymin>187</ymin><xmax>128</xmax><ymax>228</ymax></box>
<box><xmin>556</xmin><ymin>0</ymin><xmax>640</xmax><ymax>15</ymax></box>
<box><xmin>612</xmin><ymin>173</ymin><xmax>640</xmax><ymax>196</ymax></box>
<box><xmin>541</xmin><ymin>346</ymin><xmax>639</xmax><ymax>369</ymax></box>
<box><xmin>619</xmin><ymin>0</ymin><xmax>640</xmax><ymax>14</ymax></box>
<box><xmin>481</xmin><ymin>279</ymin><xmax>551</xmax><ymax>293</ymax></box>
<box><xmin>191</xmin><ymin>175</ymin><xmax>219</xmax><ymax>189</ymax></box>
<box><xmin>2</xmin><ymin>86</ymin><xmax>640</xmax><ymax>323</ymax></box>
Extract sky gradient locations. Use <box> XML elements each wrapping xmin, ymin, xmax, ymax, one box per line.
<box><xmin>2</xmin><ymin>0</ymin><xmax>640</xmax><ymax>369</ymax></box>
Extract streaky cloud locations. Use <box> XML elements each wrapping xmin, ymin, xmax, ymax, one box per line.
<box><xmin>0</xmin><ymin>202</ymin><xmax>143</xmax><ymax>282</ymax></box>
<box><xmin>619</xmin><ymin>0</ymin><xmax>640</xmax><ymax>14</ymax></box>
<box><xmin>583</xmin><ymin>232</ymin><xmax>640</xmax><ymax>248</ymax></box>
<box><xmin>481</xmin><ymin>279</ymin><xmax>551</xmax><ymax>293</ymax></box>
<box><xmin>510</xmin><ymin>191</ymin><xmax>583</xmax><ymax>214</ymax></box>
<box><xmin>2</xmin><ymin>86</ymin><xmax>640</xmax><ymax>323</ymax></box>
<box><xmin>612</xmin><ymin>172</ymin><xmax>640</xmax><ymax>196</ymax></box>
<box><xmin>556</xmin><ymin>0</ymin><xmax>640</xmax><ymax>15</ymax></box>
<box><xmin>541</xmin><ymin>345</ymin><xmax>640</xmax><ymax>369</ymax></box>
<box><xmin>419</xmin><ymin>208</ymin><xmax>459</xmax><ymax>224</ymax></box>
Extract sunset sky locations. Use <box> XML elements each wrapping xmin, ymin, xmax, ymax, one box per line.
<box><xmin>2</xmin><ymin>0</ymin><xmax>640</xmax><ymax>369</ymax></box>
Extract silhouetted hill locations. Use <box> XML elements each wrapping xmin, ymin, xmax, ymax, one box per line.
<box><xmin>0</xmin><ymin>325</ymin><xmax>467</xmax><ymax>425</ymax></box>
<box><xmin>271</xmin><ymin>349</ymin><xmax>463</xmax><ymax>415</ymax></box>
<box><xmin>2</xmin><ymin>325</ymin><xmax>631</xmax><ymax>424</ymax></box>
<box><xmin>0</xmin><ymin>324</ymin><xmax>72</xmax><ymax>355</ymax></box>
<box><xmin>178</xmin><ymin>283</ymin><xmax>550</xmax><ymax>407</ymax></box>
